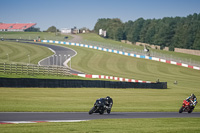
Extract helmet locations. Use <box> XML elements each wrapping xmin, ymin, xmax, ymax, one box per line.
<box><xmin>106</xmin><ymin>96</ymin><xmax>110</xmax><ymax>100</ymax></box>
<box><xmin>191</xmin><ymin>94</ymin><xmax>195</xmax><ymax>99</ymax></box>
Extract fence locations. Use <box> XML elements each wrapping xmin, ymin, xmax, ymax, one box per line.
<box><xmin>0</xmin><ymin>63</ymin><xmax>70</xmax><ymax>76</ymax></box>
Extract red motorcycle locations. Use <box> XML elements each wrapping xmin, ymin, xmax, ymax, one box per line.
<box><xmin>179</xmin><ymin>99</ymin><xmax>194</xmax><ymax>113</ymax></box>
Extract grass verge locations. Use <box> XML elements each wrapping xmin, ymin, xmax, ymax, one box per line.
<box><xmin>0</xmin><ymin>87</ymin><xmax>199</xmax><ymax>112</ymax></box>
<box><xmin>0</xmin><ymin>32</ymin><xmax>72</xmax><ymax>41</ymax></box>
<box><xmin>0</xmin><ymin>41</ymin><xmax>53</xmax><ymax>64</ymax></box>
<box><xmin>1</xmin><ymin>118</ymin><xmax>200</xmax><ymax>133</ymax></box>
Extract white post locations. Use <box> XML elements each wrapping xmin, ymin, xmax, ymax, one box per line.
<box><xmin>28</xmin><ymin>55</ymin><xmax>30</xmax><ymax>64</ymax></box>
<box><xmin>52</xmin><ymin>55</ymin><xmax>54</xmax><ymax>65</ymax></box>
<box><xmin>68</xmin><ymin>54</ymin><xmax>71</xmax><ymax>69</ymax></box>
<box><xmin>59</xmin><ymin>54</ymin><xmax>61</xmax><ymax>66</ymax></box>
<box><xmin>64</xmin><ymin>55</ymin><xmax>67</xmax><ymax>67</ymax></box>
<box><xmin>48</xmin><ymin>57</ymin><xmax>50</xmax><ymax>66</ymax></box>
<box><xmin>6</xmin><ymin>53</ymin><xmax>9</xmax><ymax>62</ymax></box>
<box><xmin>55</xmin><ymin>55</ymin><xmax>58</xmax><ymax>66</ymax></box>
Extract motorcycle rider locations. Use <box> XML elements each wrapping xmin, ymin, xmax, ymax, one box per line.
<box><xmin>186</xmin><ymin>94</ymin><xmax>197</xmax><ymax>107</ymax></box>
<box><xmin>104</xmin><ymin>96</ymin><xmax>113</xmax><ymax>113</ymax></box>
<box><xmin>89</xmin><ymin>96</ymin><xmax>113</xmax><ymax>115</ymax></box>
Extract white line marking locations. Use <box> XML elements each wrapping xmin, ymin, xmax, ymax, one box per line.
<box><xmin>0</xmin><ymin>120</ymin><xmax>88</xmax><ymax>124</ymax></box>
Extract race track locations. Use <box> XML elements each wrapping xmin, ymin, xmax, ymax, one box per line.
<box><xmin>22</xmin><ymin>41</ymin><xmax>84</xmax><ymax>74</ymax></box>
<box><xmin>1</xmin><ymin>112</ymin><xmax>200</xmax><ymax>122</ymax></box>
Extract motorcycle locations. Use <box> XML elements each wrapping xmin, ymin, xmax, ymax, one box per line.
<box><xmin>179</xmin><ymin>99</ymin><xmax>194</xmax><ymax>113</ymax></box>
<box><xmin>89</xmin><ymin>98</ymin><xmax>111</xmax><ymax>115</ymax></box>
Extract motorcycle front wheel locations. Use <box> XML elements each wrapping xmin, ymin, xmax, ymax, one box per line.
<box><xmin>107</xmin><ymin>109</ymin><xmax>111</xmax><ymax>114</ymax></box>
<box><xmin>188</xmin><ymin>108</ymin><xmax>194</xmax><ymax>113</ymax></box>
<box><xmin>179</xmin><ymin>106</ymin><xmax>184</xmax><ymax>113</ymax></box>
<box><xmin>99</xmin><ymin>110</ymin><xmax>104</xmax><ymax>115</ymax></box>
<box><xmin>89</xmin><ymin>107</ymin><xmax>95</xmax><ymax>115</ymax></box>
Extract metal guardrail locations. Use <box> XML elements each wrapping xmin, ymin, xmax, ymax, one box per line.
<box><xmin>0</xmin><ymin>63</ymin><xmax>70</xmax><ymax>76</ymax></box>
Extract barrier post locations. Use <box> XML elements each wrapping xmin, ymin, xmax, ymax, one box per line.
<box><xmin>10</xmin><ymin>64</ymin><xmax>12</xmax><ymax>74</ymax></box>
<box><xmin>15</xmin><ymin>64</ymin><xmax>17</xmax><ymax>74</ymax></box>
<box><xmin>27</xmin><ymin>65</ymin><xmax>29</xmax><ymax>74</ymax></box>
<box><xmin>38</xmin><ymin>66</ymin><xmax>39</xmax><ymax>74</ymax></box>
<box><xmin>21</xmin><ymin>64</ymin><xmax>23</xmax><ymax>74</ymax></box>
<box><xmin>4</xmin><ymin>63</ymin><xmax>5</xmax><ymax>73</ymax></box>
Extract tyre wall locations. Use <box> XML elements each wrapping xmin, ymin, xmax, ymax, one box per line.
<box><xmin>0</xmin><ymin>78</ymin><xmax>167</xmax><ymax>89</ymax></box>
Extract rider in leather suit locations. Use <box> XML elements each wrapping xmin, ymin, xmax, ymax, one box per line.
<box><xmin>104</xmin><ymin>96</ymin><xmax>113</xmax><ymax>113</ymax></box>
<box><xmin>186</xmin><ymin>94</ymin><xmax>197</xmax><ymax>107</ymax></box>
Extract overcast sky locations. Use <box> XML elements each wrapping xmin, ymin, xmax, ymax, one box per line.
<box><xmin>1</xmin><ymin>0</ymin><xmax>200</xmax><ymax>31</ymax></box>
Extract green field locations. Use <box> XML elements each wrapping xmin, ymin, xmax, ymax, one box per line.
<box><xmin>0</xmin><ymin>32</ymin><xmax>200</xmax><ymax>132</ymax></box>
<box><xmin>1</xmin><ymin>118</ymin><xmax>200</xmax><ymax>133</ymax></box>
<box><xmin>80</xmin><ymin>33</ymin><xmax>200</xmax><ymax>66</ymax></box>
<box><xmin>0</xmin><ymin>87</ymin><xmax>199</xmax><ymax>112</ymax></box>
<box><xmin>0</xmin><ymin>41</ymin><xmax>53</xmax><ymax>64</ymax></box>
<box><xmin>0</xmin><ymin>32</ymin><xmax>72</xmax><ymax>41</ymax></box>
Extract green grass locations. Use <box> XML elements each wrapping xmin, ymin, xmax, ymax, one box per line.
<box><xmin>0</xmin><ymin>32</ymin><xmax>72</xmax><ymax>41</ymax></box>
<box><xmin>0</xmin><ymin>41</ymin><xmax>53</xmax><ymax>64</ymax></box>
<box><xmin>1</xmin><ymin>118</ymin><xmax>200</xmax><ymax>133</ymax></box>
<box><xmin>80</xmin><ymin>33</ymin><xmax>200</xmax><ymax>64</ymax></box>
<box><xmin>0</xmin><ymin>32</ymin><xmax>200</xmax><ymax>132</ymax></box>
<box><xmin>0</xmin><ymin>87</ymin><xmax>199</xmax><ymax>112</ymax></box>
<box><xmin>62</xmin><ymin>44</ymin><xmax>200</xmax><ymax>89</ymax></box>
<box><xmin>0</xmin><ymin>34</ymin><xmax>200</xmax><ymax>112</ymax></box>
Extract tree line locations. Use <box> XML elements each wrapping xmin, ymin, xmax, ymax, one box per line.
<box><xmin>94</xmin><ymin>13</ymin><xmax>200</xmax><ymax>51</ymax></box>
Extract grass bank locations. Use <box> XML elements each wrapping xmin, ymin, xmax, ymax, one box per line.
<box><xmin>62</xmin><ymin>44</ymin><xmax>200</xmax><ymax>89</ymax></box>
<box><xmin>80</xmin><ymin>33</ymin><xmax>200</xmax><ymax>65</ymax></box>
<box><xmin>0</xmin><ymin>32</ymin><xmax>72</xmax><ymax>41</ymax></box>
<box><xmin>0</xmin><ymin>41</ymin><xmax>53</xmax><ymax>64</ymax></box>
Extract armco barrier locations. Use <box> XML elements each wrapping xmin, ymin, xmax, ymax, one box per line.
<box><xmin>0</xmin><ymin>78</ymin><xmax>167</xmax><ymax>89</ymax></box>
<box><xmin>41</xmin><ymin>40</ymin><xmax>200</xmax><ymax>71</ymax></box>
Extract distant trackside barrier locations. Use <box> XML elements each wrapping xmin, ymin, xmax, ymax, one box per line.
<box><xmin>72</xmin><ymin>73</ymin><xmax>152</xmax><ymax>83</ymax></box>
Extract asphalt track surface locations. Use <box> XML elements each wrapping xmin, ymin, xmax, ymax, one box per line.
<box><xmin>2</xmin><ymin>40</ymin><xmax>200</xmax><ymax>122</ymax></box>
<box><xmin>22</xmin><ymin>41</ymin><xmax>84</xmax><ymax>74</ymax></box>
<box><xmin>0</xmin><ymin>112</ymin><xmax>200</xmax><ymax>122</ymax></box>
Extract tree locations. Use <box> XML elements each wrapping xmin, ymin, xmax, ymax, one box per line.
<box><xmin>144</xmin><ymin>19</ymin><xmax>157</xmax><ymax>44</ymax></box>
<box><xmin>193</xmin><ymin>22</ymin><xmax>200</xmax><ymax>50</ymax></box>
<box><xmin>93</xmin><ymin>13</ymin><xmax>200</xmax><ymax>50</ymax></box>
<box><xmin>139</xmin><ymin>19</ymin><xmax>151</xmax><ymax>42</ymax></box>
<box><xmin>94</xmin><ymin>18</ymin><xmax>124</xmax><ymax>41</ymax></box>
<box><xmin>25</xmin><ymin>27</ymin><xmax>40</xmax><ymax>32</ymax></box>
<box><xmin>127</xmin><ymin>18</ymin><xmax>144</xmax><ymax>42</ymax></box>
<box><xmin>46</xmin><ymin>26</ymin><xmax>59</xmax><ymax>32</ymax></box>
<box><xmin>124</xmin><ymin>20</ymin><xmax>134</xmax><ymax>40</ymax></box>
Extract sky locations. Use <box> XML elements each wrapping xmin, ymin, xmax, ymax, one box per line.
<box><xmin>1</xmin><ymin>0</ymin><xmax>200</xmax><ymax>31</ymax></box>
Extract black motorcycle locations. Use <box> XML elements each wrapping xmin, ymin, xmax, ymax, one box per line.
<box><xmin>89</xmin><ymin>98</ymin><xmax>111</xmax><ymax>115</ymax></box>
